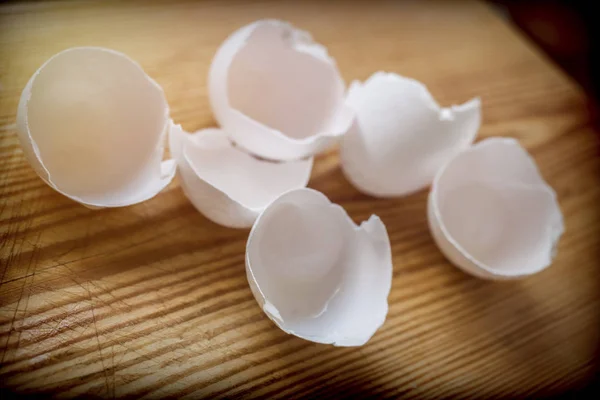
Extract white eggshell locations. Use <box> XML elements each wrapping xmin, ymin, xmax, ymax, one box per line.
<box><xmin>169</xmin><ymin>124</ymin><xmax>313</xmax><ymax>228</ymax></box>
<box><xmin>16</xmin><ymin>47</ymin><xmax>175</xmax><ymax>208</ymax></box>
<box><xmin>209</xmin><ymin>19</ymin><xmax>354</xmax><ymax>161</ymax></box>
<box><xmin>341</xmin><ymin>71</ymin><xmax>481</xmax><ymax>197</ymax></box>
<box><xmin>428</xmin><ymin>137</ymin><xmax>564</xmax><ymax>279</ymax></box>
<box><xmin>246</xmin><ymin>188</ymin><xmax>393</xmax><ymax>346</ymax></box>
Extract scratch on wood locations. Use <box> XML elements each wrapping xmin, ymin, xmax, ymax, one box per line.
<box><xmin>87</xmin><ymin>282</ymin><xmax>111</xmax><ymax>398</ymax></box>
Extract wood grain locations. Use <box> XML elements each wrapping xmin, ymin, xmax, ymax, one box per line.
<box><xmin>1</xmin><ymin>0</ymin><xmax>599</xmax><ymax>398</ymax></box>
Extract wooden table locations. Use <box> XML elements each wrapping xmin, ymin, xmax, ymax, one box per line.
<box><xmin>1</xmin><ymin>1</ymin><xmax>598</xmax><ymax>398</ymax></box>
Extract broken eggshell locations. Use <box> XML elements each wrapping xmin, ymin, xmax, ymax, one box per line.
<box><xmin>209</xmin><ymin>19</ymin><xmax>354</xmax><ymax>161</ymax></box>
<box><xmin>246</xmin><ymin>188</ymin><xmax>392</xmax><ymax>346</ymax></box>
<box><xmin>341</xmin><ymin>72</ymin><xmax>481</xmax><ymax>197</ymax></box>
<box><xmin>16</xmin><ymin>47</ymin><xmax>175</xmax><ymax>208</ymax></box>
<box><xmin>169</xmin><ymin>124</ymin><xmax>313</xmax><ymax>228</ymax></box>
<box><xmin>428</xmin><ymin>138</ymin><xmax>564</xmax><ymax>280</ymax></box>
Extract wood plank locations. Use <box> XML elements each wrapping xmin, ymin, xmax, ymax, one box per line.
<box><xmin>1</xmin><ymin>1</ymin><xmax>598</xmax><ymax>398</ymax></box>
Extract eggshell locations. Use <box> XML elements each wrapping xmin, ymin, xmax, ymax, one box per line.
<box><xmin>209</xmin><ymin>19</ymin><xmax>354</xmax><ymax>161</ymax></box>
<box><xmin>246</xmin><ymin>188</ymin><xmax>392</xmax><ymax>346</ymax></box>
<box><xmin>428</xmin><ymin>138</ymin><xmax>564</xmax><ymax>279</ymax></box>
<box><xmin>16</xmin><ymin>47</ymin><xmax>175</xmax><ymax>208</ymax></box>
<box><xmin>341</xmin><ymin>72</ymin><xmax>481</xmax><ymax>197</ymax></box>
<box><xmin>169</xmin><ymin>124</ymin><xmax>313</xmax><ymax>228</ymax></box>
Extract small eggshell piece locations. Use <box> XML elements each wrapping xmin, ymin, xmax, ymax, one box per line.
<box><xmin>428</xmin><ymin>138</ymin><xmax>564</xmax><ymax>279</ymax></box>
<box><xmin>169</xmin><ymin>124</ymin><xmax>313</xmax><ymax>228</ymax></box>
<box><xmin>246</xmin><ymin>188</ymin><xmax>392</xmax><ymax>346</ymax></box>
<box><xmin>16</xmin><ymin>47</ymin><xmax>175</xmax><ymax>207</ymax></box>
<box><xmin>341</xmin><ymin>72</ymin><xmax>481</xmax><ymax>197</ymax></box>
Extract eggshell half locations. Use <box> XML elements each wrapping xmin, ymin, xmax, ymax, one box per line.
<box><xmin>16</xmin><ymin>47</ymin><xmax>175</xmax><ymax>208</ymax></box>
<box><xmin>341</xmin><ymin>72</ymin><xmax>481</xmax><ymax>197</ymax></box>
<box><xmin>246</xmin><ymin>188</ymin><xmax>392</xmax><ymax>346</ymax></box>
<box><xmin>428</xmin><ymin>137</ymin><xmax>564</xmax><ymax>279</ymax></box>
<box><xmin>209</xmin><ymin>20</ymin><xmax>354</xmax><ymax>161</ymax></box>
<box><xmin>169</xmin><ymin>124</ymin><xmax>313</xmax><ymax>228</ymax></box>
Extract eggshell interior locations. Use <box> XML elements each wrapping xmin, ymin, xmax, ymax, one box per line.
<box><xmin>227</xmin><ymin>22</ymin><xmax>343</xmax><ymax>140</ymax></box>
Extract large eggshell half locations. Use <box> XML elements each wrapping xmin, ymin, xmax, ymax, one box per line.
<box><xmin>246</xmin><ymin>188</ymin><xmax>392</xmax><ymax>346</ymax></box>
<box><xmin>209</xmin><ymin>19</ymin><xmax>354</xmax><ymax>161</ymax></box>
<box><xmin>169</xmin><ymin>124</ymin><xmax>313</xmax><ymax>228</ymax></box>
<box><xmin>428</xmin><ymin>138</ymin><xmax>564</xmax><ymax>279</ymax></box>
<box><xmin>341</xmin><ymin>72</ymin><xmax>481</xmax><ymax>197</ymax></box>
<box><xmin>16</xmin><ymin>47</ymin><xmax>175</xmax><ymax>208</ymax></box>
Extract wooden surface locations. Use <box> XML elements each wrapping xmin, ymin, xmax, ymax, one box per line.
<box><xmin>1</xmin><ymin>1</ymin><xmax>599</xmax><ymax>398</ymax></box>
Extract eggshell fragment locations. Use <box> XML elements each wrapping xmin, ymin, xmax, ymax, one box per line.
<box><xmin>209</xmin><ymin>19</ymin><xmax>354</xmax><ymax>161</ymax></box>
<box><xmin>341</xmin><ymin>72</ymin><xmax>481</xmax><ymax>197</ymax></box>
<box><xmin>246</xmin><ymin>188</ymin><xmax>392</xmax><ymax>346</ymax></box>
<box><xmin>428</xmin><ymin>138</ymin><xmax>564</xmax><ymax>279</ymax></box>
<box><xmin>169</xmin><ymin>124</ymin><xmax>313</xmax><ymax>228</ymax></box>
<box><xmin>16</xmin><ymin>47</ymin><xmax>175</xmax><ymax>208</ymax></box>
